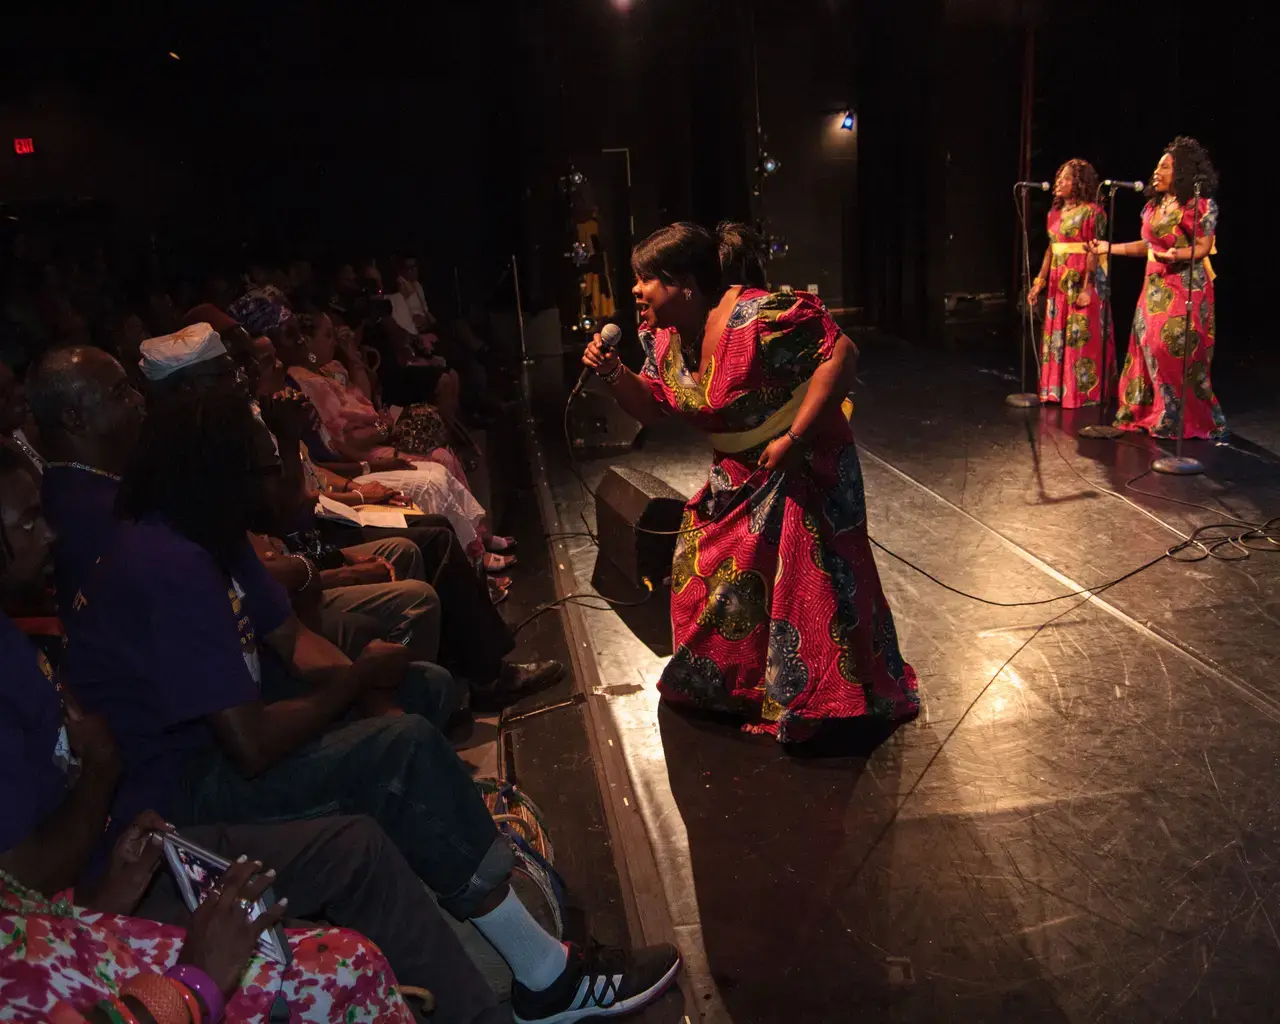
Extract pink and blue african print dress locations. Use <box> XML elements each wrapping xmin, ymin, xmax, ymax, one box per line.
<box><xmin>638</xmin><ymin>289</ymin><xmax>919</xmax><ymax>742</ymax></box>
<box><xmin>1114</xmin><ymin>197</ymin><xmax>1226</xmax><ymax>438</ymax></box>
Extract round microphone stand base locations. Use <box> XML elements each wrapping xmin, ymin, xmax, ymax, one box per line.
<box><xmin>1151</xmin><ymin>454</ymin><xmax>1204</xmax><ymax>476</ymax></box>
<box><xmin>1078</xmin><ymin>423</ymin><xmax>1124</xmax><ymax>440</ymax></box>
<box><xmin>1005</xmin><ymin>393</ymin><xmax>1041</xmax><ymax>408</ymax></box>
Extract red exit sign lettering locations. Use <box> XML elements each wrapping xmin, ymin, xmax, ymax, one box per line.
<box><xmin>13</xmin><ymin>138</ymin><xmax>34</xmax><ymax>155</ymax></box>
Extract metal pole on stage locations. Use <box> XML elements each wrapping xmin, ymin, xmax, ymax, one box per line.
<box><xmin>512</xmin><ymin>253</ymin><xmax>531</xmax><ymax>367</ymax></box>
<box><xmin>1152</xmin><ymin>179</ymin><xmax>1205</xmax><ymax>475</ymax></box>
<box><xmin>1007</xmin><ymin>182</ymin><xmax>1042</xmax><ymax>408</ymax></box>
<box><xmin>1079</xmin><ymin>183</ymin><xmax>1125</xmax><ymax>439</ymax></box>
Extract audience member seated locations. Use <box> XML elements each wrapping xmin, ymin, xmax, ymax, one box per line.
<box><xmin>0</xmin><ymin>446</ymin><xmax>509</xmax><ymax>1024</ymax></box>
<box><xmin>291</xmin><ymin>310</ymin><xmax>480</xmax><ymax>492</ymax></box>
<box><xmin>58</xmin><ymin>390</ymin><xmax>682</xmax><ymax>1022</ymax></box>
<box><xmin>97</xmin><ymin>309</ymin><xmax>150</xmax><ymax>390</ymax></box>
<box><xmin>230</xmin><ymin>294</ymin><xmax>497</xmax><ymax>560</ymax></box>
<box><xmin>23</xmin><ymin>346</ymin><xmax>144</xmax><ymax>612</ymax></box>
<box><xmin>29</xmin><ymin>339</ymin><xmax>463</xmax><ymax>728</ymax></box>
<box><xmin>348</xmin><ymin>259</ymin><xmax>460</xmax><ymax>410</ymax></box>
<box><xmin>392</xmin><ymin>256</ymin><xmax>499</xmax><ymax>421</ymax></box>
<box><xmin>239</xmin><ymin>334</ymin><xmax>559</xmax><ymax>703</ymax></box>
<box><xmin>1</xmin><ymin>357</ymin><xmax>45</xmax><ymax>475</ymax></box>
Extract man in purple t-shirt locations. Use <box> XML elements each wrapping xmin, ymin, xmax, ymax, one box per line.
<box><xmin>27</xmin><ymin>342</ymin><xmax>461</xmax><ymax>726</ymax></box>
<box><xmin>0</xmin><ymin>444</ymin><xmax>516</xmax><ymax>1021</ymax></box>
<box><xmin>62</xmin><ymin>388</ymin><xmax>682</xmax><ymax>1022</ymax></box>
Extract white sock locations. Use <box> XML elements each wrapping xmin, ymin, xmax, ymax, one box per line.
<box><xmin>472</xmin><ymin>887</ymin><xmax>569</xmax><ymax>992</ymax></box>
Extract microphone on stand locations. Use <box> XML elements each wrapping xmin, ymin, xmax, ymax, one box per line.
<box><xmin>1015</xmin><ymin>181</ymin><xmax>1051</xmax><ymax>191</ymax></box>
<box><xmin>572</xmin><ymin>322</ymin><xmax>623</xmax><ymax>398</ymax></box>
<box><xmin>1102</xmin><ymin>179</ymin><xmax>1145</xmax><ymax>191</ymax></box>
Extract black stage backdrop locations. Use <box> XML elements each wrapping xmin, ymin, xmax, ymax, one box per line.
<box><xmin>0</xmin><ymin>2</ymin><xmax>1267</xmax><ymax>370</ymax></box>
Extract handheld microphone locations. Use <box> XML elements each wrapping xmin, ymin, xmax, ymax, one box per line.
<box><xmin>572</xmin><ymin>322</ymin><xmax>623</xmax><ymax>398</ymax></box>
<box><xmin>1015</xmin><ymin>181</ymin><xmax>1051</xmax><ymax>191</ymax></box>
<box><xmin>1102</xmin><ymin>179</ymin><xmax>1144</xmax><ymax>191</ymax></box>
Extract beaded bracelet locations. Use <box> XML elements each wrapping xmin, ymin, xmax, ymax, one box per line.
<box><xmin>599</xmin><ymin>361</ymin><xmax>624</xmax><ymax>385</ymax></box>
<box><xmin>285</xmin><ymin>553</ymin><xmax>315</xmax><ymax>591</ymax></box>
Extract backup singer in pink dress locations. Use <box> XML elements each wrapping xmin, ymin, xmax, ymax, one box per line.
<box><xmin>583</xmin><ymin>223</ymin><xmax>918</xmax><ymax>744</ymax></box>
<box><xmin>1029</xmin><ymin>159</ymin><xmax>1115</xmax><ymax>407</ymax></box>
<box><xmin>1093</xmin><ymin>137</ymin><xmax>1227</xmax><ymax>438</ymax></box>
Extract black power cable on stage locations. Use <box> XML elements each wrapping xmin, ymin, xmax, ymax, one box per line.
<box><xmin>530</xmin><ymin>383</ymin><xmax>1280</xmax><ymax>640</ymax></box>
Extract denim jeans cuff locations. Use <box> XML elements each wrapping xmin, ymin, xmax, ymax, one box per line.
<box><xmin>437</xmin><ymin>833</ymin><xmax>517</xmax><ymax>919</ymax></box>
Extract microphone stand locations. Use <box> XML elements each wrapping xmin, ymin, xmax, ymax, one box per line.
<box><xmin>1078</xmin><ymin>183</ymin><xmax>1124</xmax><ymax>439</ymax></box>
<box><xmin>1152</xmin><ymin>180</ymin><xmax>1205</xmax><ymax>475</ymax></box>
<box><xmin>1006</xmin><ymin>183</ymin><xmax>1042</xmax><ymax>407</ymax></box>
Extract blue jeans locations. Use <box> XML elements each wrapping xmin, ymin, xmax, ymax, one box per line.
<box><xmin>174</xmin><ymin>715</ymin><xmax>514</xmax><ymax>917</ymax></box>
<box><xmin>259</xmin><ymin>652</ymin><xmax>463</xmax><ymax>732</ymax></box>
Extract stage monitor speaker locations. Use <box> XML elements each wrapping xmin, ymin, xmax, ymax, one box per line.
<box><xmin>569</xmin><ymin>380</ymin><xmax>642</xmax><ymax>454</ymax></box>
<box><xmin>594</xmin><ymin>466</ymin><xmax>687</xmax><ymax>589</ymax></box>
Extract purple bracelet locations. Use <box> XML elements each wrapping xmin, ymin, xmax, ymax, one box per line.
<box><xmin>166</xmin><ymin>963</ymin><xmax>225</xmax><ymax>1023</ymax></box>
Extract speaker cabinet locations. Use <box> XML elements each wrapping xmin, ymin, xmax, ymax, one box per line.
<box><xmin>594</xmin><ymin>467</ymin><xmax>687</xmax><ymax>589</ymax></box>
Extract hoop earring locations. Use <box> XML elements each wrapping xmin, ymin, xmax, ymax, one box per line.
<box><xmin>683</xmin><ymin>288</ymin><xmax>692</xmax><ymax>300</ymax></box>
<box><xmin>307</xmin><ymin>352</ymin><xmax>318</xmax><ymax>365</ymax></box>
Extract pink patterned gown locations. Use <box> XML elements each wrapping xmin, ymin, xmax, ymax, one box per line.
<box><xmin>0</xmin><ymin>876</ymin><xmax>415</xmax><ymax>1022</ymax></box>
<box><xmin>1038</xmin><ymin>202</ymin><xmax>1116</xmax><ymax>407</ymax></box>
<box><xmin>1114</xmin><ymin>197</ymin><xmax>1226</xmax><ymax>438</ymax></box>
<box><xmin>639</xmin><ymin>289</ymin><xmax>919</xmax><ymax>743</ymax></box>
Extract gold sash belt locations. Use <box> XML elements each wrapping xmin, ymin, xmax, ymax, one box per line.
<box><xmin>709</xmin><ymin>381</ymin><xmax>854</xmax><ymax>454</ymax></box>
<box><xmin>1050</xmin><ymin>241</ymin><xmax>1108</xmax><ymax>274</ymax></box>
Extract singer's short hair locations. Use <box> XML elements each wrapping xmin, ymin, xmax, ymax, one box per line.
<box><xmin>631</xmin><ymin>222</ymin><xmax>723</xmax><ymax>297</ymax></box>
<box><xmin>631</xmin><ymin>221</ymin><xmax>772</xmax><ymax>296</ymax></box>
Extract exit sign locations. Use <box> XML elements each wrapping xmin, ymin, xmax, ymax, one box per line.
<box><xmin>13</xmin><ymin>138</ymin><xmax>34</xmax><ymax>155</ymax></box>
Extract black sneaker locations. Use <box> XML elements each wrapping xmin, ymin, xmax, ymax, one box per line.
<box><xmin>512</xmin><ymin>941</ymin><xmax>682</xmax><ymax>1022</ymax></box>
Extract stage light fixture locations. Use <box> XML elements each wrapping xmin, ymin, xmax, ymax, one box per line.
<box><xmin>840</xmin><ymin>111</ymin><xmax>855</xmax><ymax>131</ymax></box>
<box><xmin>760</xmin><ymin>154</ymin><xmax>780</xmax><ymax>175</ymax></box>
<box><xmin>569</xmin><ymin>169</ymin><xmax>585</xmax><ymax>186</ymax></box>
<box><xmin>769</xmin><ymin>236</ymin><xmax>789</xmax><ymax>259</ymax></box>
<box><xmin>579</xmin><ymin>315</ymin><xmax>596</xmax><ymax>334</ymax></box>
<box><xmin>168</xmin><ymin>51</ymin><xmax>181</xmax><ymax>60</ymax></box>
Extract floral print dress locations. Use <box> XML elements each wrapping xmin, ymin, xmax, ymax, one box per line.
<box><xmin>1114</xmin><ymin>197</ymin><xmax>1227</xmax><ymax>438</ymax></box>
<box><xmin>1038</xmin><ymin>202</ymin><xmax>1115</xmax><ymax>407</ymax></box>
<box><xmin>0</xmin><ymin>874</ymin><xmax>415</xmax><ymax>1023</ymax></box>
<box><xmin>639</xmin><ymin>289</ymin><xmax>919</xmax><ymax>742</ymax></box>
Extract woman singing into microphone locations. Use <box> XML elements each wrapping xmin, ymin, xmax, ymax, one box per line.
<box><xmin>1091</xmin><ymin>136</ymin><xmax>1226</xmax><ymax>438</ymax></box>
<box><xmin>1028</xmin><ymin>158</ymin><xmax>1114</xmax><ymax>407</ymax></box>
<box><xmin>582</xmin><ymin>222</ymin><xmax>918</xmax><ymax>744</ymax></box>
